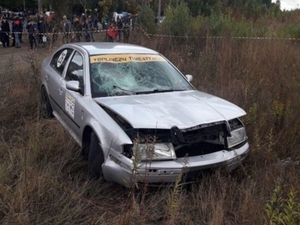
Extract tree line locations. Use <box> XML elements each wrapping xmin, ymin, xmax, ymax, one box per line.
<box><xmin>1</xmin><ymin>0</ymin><xmax>281</xmax><ymax>18</ymax></box>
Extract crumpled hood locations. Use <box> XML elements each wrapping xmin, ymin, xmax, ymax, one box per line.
<box><xmin>94</xmin><ymin>90</ymin><xmax>246</xmax><ymax>129</ymax></box>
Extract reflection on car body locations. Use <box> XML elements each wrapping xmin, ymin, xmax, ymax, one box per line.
<box><xmin>40</xmin><ymin>42</ymin><xmax>249</xmax><ymax>187</ymax></box>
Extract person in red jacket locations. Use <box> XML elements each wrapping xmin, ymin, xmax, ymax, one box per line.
<box><xmin>12</xmin><ymin>17</ymin><xmax>22</xmax><ymax>48</ymax></box>
<box><xmin>106</xmin><ymin>22</ymin><xmax>118</xmax><ymax>42</ymax></box>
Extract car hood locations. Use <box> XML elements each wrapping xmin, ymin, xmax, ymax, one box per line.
<box><xmin>94</xmin><ymin>90</ymin><xmax>246</xmax><ymax>129</ymax></box>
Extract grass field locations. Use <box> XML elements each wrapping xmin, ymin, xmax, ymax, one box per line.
<box><xmin>0</xmin><ymin>32</ymin><xmax>299</xmax><ymax>224</ymax></box>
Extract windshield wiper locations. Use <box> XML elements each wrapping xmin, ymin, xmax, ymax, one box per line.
<box><xmin>136</xmin><ymin>89</ymin><xmax>187</xmax><ymax>95</ymax></box>
<box><xmin>113</xmin><ymin>85</ymin><xmax>136</xmax><ymax>95</ymax></box>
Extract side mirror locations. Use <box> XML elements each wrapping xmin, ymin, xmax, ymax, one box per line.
<box><xmin>66</xmin><ymin>80</ymin><xmax>80</xmax><ymax>92</ymax></box>
<box><xmin>185</xmin><ymin>74</ymin><xmax>193</xmax><ymax>82</ymax></box>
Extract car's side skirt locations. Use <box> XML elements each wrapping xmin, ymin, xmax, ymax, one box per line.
<box><xmin>53</xmin><ymin>110</ymin><xmax>82</xmax><ymax>147</ymax></box>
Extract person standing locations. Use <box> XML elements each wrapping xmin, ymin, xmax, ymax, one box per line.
<box><xmin>81</xmin><ymin>15</ymin><xmax>90</xmax><ymax>42</ymax></box>
<box><xmin>62</xmin><ymin>15</ymin><xmax>71</xmax><ymax>44</ymax></box>
<box><xmin>116</xmin><ymin>16</ymin><xmax>123</xmax><ymax>41</ymax></box>
<box><xmin>38</xmin><ymin>13</ymin><xmax>47</xmax><ymax>48</ymax></box>
<box><xmin>72</xmin><ymin>16</ymin><xmax>82</xmax><ymax>42</ymax></box>
<box><xmin>12</xmin><ymin>17</ymin><xmax>22</xmax><ymax>48</ymax></box>
<box><xmin>1</xmin><ymin>17</ymin><xmax>10</xmax><ymax>47</ymax></box>
<box><xmin>123</xmin><ymin>23</ymin><xmax>130</xmax><ymax>43</ymax></box>
<box><xmin>19</xmin><ymin>13</ymin><xmax>24</xmax><ymax>43</ymax></box>
<box><xmin>26</xmin><ymin>19</ymin><xmax>36</xmax><ymax>49</ymax></box>
<box><xmin>106</xmin><ymin>22</ymin><xmax>118</xmax><ymax>42</ymax></box>
<box><xmin>87</xmin><ymin>15</ymin><xmax>95</xmax><ymax>42</ymax></box>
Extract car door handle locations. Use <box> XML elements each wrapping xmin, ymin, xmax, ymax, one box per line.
<box><xmin>45</xmin><ymin>74</ymin><xmax>49</xmax><ymax>81</ymax></box>
<box><xmin>59</xmin><ymin>88</ymin><xmax>63</xmax><ymax>95</ymax></box>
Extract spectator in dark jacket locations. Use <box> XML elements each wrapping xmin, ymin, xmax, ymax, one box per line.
<box><xmin>61</xmin><ymin>15</ymin><xmax>71</xmax><ymax>43</ymax></box>
<box><xmin>26</xmin><ymin>20</ymin><xmax>36</xmax><ymax>49</ymax></box>
<box><xmin>116</xmin><ymin>16</ymin><xmax>123</xmax><ymax>41</ymax></box>
<box><xmin>38</xmin><ymin>13</ymin><xmax>47</xmax><ymax>48</ymax></box>
<box><xmin>72</xmin><ymin>16</ymin><xmax>82</xmax><ymax>42</ymax></box>
<box><xmin>1</xmin><ymin>17</ymin><xmax>10</xmax><ymax>47</ymax></box>
<box><xmin>123</xmin><ymin>23</ymin><xmax>130</xmax><ymax>43</ymax></box>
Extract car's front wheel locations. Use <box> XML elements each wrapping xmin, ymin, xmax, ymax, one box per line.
<box><xmin>41</xmin><ymin>86</ymin><xmax>53</xmax><ymax>118</ymax></box>
<box><xmin>88</xmin><ymin>132</ymin><xmax>105</xmax><ymax>177</ymax></box>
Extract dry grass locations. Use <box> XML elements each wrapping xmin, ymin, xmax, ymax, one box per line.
<box><xmin>0</xmin><ymin>34</ymin><xmax>300</xmax><ymax>224</ymax></box>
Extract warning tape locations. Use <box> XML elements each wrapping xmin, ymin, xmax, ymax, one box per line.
<box><xmin>135</xmin><ymin>27</ymin><xmax>300</xmax><ymax>41</ymax></box>
<box><xmin>3</xmin><ymin>26</ymin><xmax>300</xmax><ymax>41</ymax></box>
<box><xmin>145</xmin><ymin>33</ymin><xmax>300</xmax><ymax>41</ymax></box>
<box><xmin>2</xmin><ymin>28</ymin><xmax>130</xmax><ymax>36</ymax></box>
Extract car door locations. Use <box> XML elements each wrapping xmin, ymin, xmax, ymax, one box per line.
<box><xmin>59</xmin><ymin>51</ymin><xmax>86</xmax><ymax>140</ymax></box>
<box><xmin>47</xmin><ymin>48</ymin><xmax>74</xmax><ymax>116</ymax></box>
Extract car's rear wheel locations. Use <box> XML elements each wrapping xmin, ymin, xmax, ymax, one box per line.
<box><xmin>41</xmin><ymin>87</ymin><xmax>53</xmax><ymax>118</ymax></box>
<box><xmin>88</xmin><ymin>132</ymin><xmax>105</xmax><ymax>177</ymax></box>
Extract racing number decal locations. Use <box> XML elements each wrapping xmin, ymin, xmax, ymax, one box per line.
<box><xmin>57</xmin><ymin>49</ymin><xmax>68</xmax><ymax>68</ymax></box>
<box><xmin>65</xmin><ymin>93</ymin><xmax>75</xmax><ymax>119</ymax></box>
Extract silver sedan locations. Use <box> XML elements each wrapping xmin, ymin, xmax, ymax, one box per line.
<box><xmin>40</xmin><ymin>42</ymin><xmax>249</xmax><ymax>187</ymax></box>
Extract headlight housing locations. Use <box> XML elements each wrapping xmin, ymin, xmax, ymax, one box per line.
<box><xmin>227</xmin><ymin>119</ymin><xmax>247</xmax><ymax>148</ymax></box>
<box><xmin>134</xmin><ymin>142</ymin><xmax>176</xmax><ymax>161</ymax></box>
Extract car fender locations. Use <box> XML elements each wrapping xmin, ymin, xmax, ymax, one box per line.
<box><xmin>84</xmin><ymin>116</ymin><xmax>132</xmax><ymax>154</ymax></box>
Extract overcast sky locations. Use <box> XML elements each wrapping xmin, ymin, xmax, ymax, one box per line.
<box><xmin>272</xmin><ymin>0</ymin><xmax>300</xmax><ymax>10</ymax></box>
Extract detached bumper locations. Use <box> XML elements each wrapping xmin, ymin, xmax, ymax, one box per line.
<box><xmin>103</xmin><ymin>142</ymin><xmax>250</xmax><ymax>187</ymax></box>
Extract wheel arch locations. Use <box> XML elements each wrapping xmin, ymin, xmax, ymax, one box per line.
<box><xmin>40</xmin><ymin>84</ymin><xmax>54</xmax><ymax>118</ymax></box>
<box><xmin>81</xmin><ymin>124</ymin><xmax>106</xmax><ymax>157</ymax></box>
<box><xmin>81</xmin><ymin>125</ymin><xmax>94</xmax><ymax>158</ymax></box>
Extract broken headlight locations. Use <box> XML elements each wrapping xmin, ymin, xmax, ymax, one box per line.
<box><xmin>134</xmin><ymin>142</ymin><xmax>176</xmax><ymax>161</ymax></box>
<box><xmin>227</xmin><ymin>119</ymin><xmax>247</xmax><ymax>148</ymax></box>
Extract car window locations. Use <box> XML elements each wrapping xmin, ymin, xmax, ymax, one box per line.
<box><xmin>50</xmin><ymin>48</ymin><xmax>73</xmax><ymax>75</ymax></box>
<box><xmin>90</xmin><ymin>54</ymin><xmax>194</xmax><ymax>97</ymax></box>
<box><xmin>65</xmin><ymin>51</ymin><xmax>84</xmax><ymax>92</ymax></box>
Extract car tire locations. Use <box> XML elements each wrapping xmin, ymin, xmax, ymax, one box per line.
<box><xmin>88</xmin><ymin>132</ymin><xmax>105</xmax><ymax>177</ymax></box>
<box><xmin>41</xmin><ymin>86</ymin><xmax>53</xmax><ymax>118</ymax></box>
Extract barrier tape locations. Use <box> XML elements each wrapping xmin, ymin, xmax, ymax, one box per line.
<box><xmin>145</xmin><ymin>33</ymin><xmax>300</xmax><ymax>41</ymax></box>
<box><xmin>2</xmin><ymin>28</ymin><xmax>126</xmax><ymax>35</ymax></box>
<box><xmin>2</xmin><ymin>26</ymin><xmax>300</xmax><ymax>41</ymax></box>
<box><xmin>139</xmin><ymin>27</ymin><xmax>151</xmax><ymax>40</ymax></box>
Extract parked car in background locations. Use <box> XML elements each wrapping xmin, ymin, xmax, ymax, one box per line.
<box><xmin>40</xmin><ymin>42</ymin><xmax>249</xmax><ymax>187</ymax></box>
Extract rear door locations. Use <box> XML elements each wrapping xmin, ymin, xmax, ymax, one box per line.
<box><xmin>47</xmin><ymin>48</ymin><xmax>74</xmax><ymax>115</ymax></box>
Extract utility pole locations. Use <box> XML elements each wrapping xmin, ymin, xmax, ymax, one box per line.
<box><xmin>158</xmin><ymin>0</ymin><xmax>161</xmax><ymax>22</ymax></box>
<box><xmin>23</xmin><ymin>0</ymin><xmax>26</xmax><ymax>11</ymax></box>
<box><xmin>38</xmin><ymin>0</ymin><xmax>42</xmax><ymax>13</ymax></box>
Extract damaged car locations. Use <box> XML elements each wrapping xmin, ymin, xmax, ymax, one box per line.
<box><xmin>40</xmin><ymin>42</ymin><xmax>249</xmax><ymax>187</ymax></box>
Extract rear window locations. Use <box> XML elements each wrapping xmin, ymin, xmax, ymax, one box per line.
<box><xmin>50</xmin><ymin>48</ymin><xmax>73</xmax><ymax>75</ymax></box>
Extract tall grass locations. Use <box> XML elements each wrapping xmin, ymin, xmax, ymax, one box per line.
<box><xmin>0</xmin><ymin>35</ymin><xmax>299</xmax><ymax>224</ymax></box>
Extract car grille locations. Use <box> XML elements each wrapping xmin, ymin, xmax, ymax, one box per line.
<box><xmin>129</xmin><ymin>122</ymin><xmax>228</xmax><ymax>158</ymax></box>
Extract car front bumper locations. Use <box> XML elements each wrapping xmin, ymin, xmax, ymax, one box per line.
<box><xmin>102</xmin><ymin>142</ymin><xmax>250</xmax><ymax>187</ymax></box>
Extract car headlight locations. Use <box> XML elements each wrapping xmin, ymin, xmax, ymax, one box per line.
<box><xmin>227</xmin><ymin>127</ymin><xmax>247</xmax><ymax>148</ymax></box>
<box><xmin>134</xmin><ymin>142</ymin><xmax>176</xmax><ymax>161</ymax></box>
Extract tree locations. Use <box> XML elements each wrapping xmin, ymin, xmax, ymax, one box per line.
<box><xmin>185</xmin><ymin>0</ymin><xmax>222</xmax><ymax>17</ymax></box>
<box><xmin>98</xmin><ymin>0</ymin><xmax>112</xmax><ymax>21</ymax></box>
<box><xmin>0</xmin><ymin>0</ymin><xmax>37</xmax><ymax>11</ymax></box>
<box><xmin>162</xmin><ymin>2</ymin><xmax>192</xmax><ymax>36</ymax></box>
<box><xmin>139</xmin><ymin>4</ymin><xmax>156</xmax><ymax>33</ymax></box>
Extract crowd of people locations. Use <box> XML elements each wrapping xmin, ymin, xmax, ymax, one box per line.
<box><xmin>0</xmin><ymin>10</ymin><xmax>134</xmax><ymax>49</ymax></box>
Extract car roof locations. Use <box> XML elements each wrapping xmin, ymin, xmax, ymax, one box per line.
<box><xmin>67</xmin><ymin>42</ymin><xmax>159</xmax><ymax>55</ymax></box>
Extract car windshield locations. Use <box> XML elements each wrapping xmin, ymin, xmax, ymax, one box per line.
<box><xmin>90</xmin><ymin>54</ymin><xmax>193</xmax><ymax>97</ymax></box>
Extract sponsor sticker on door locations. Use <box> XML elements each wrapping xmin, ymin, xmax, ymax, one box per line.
<box><xmin>65</xmin><ymin>93</ymin><xmax>75</xmax><ymax>118</ymax></box>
